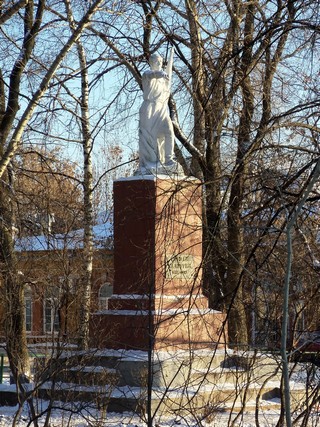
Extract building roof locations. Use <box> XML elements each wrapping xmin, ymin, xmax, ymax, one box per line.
<box><xmin>15</xmin><ymin>212</ymin><xmax>113</xmax><ymax>252</ymax></box>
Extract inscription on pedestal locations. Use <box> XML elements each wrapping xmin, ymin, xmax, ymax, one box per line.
<box><xmin>166</xmin><ymin>254</ymin><xmax>195</xmax><ymax>279</ymax></box>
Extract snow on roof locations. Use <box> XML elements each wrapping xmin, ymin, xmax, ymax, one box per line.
<box><xmin>15</xmin><ymin>213</ymin><xmax>113</xmax><ymax>252</ymax></box>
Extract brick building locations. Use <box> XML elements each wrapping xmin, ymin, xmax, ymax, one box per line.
<box><xmin>3</xmin><ymin>213</ymin><xmax>114</xmax><ymax>344</ymax></box>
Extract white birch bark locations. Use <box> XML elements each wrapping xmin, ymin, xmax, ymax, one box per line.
<box><xmin>65</xmin><ymin>0</ymin><xmax>94</xmax><ymax>350</ymax></box>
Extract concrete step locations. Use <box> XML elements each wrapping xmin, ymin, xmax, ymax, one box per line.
<box><xmin>33</xmin><ymin>348</ymin><xmax>311</xmax><ymax>417</ymax></box>
<box><xmin>55</xmin><ymin>365</ymin><xmax>119</xmax><ymax>386</ymax></box>
<box><xmin>150</xmin><ymin>380</ymin><xmax>308</xmax><ymax>416</ymax></box>
<box><xmin>38</xmin><ymin>379</ymin><xmax>307</xmax><ymax>417</ymax></box>
<box><xmin>189</xmin><ymin>366</ymin><xmax>282</xmax><ymax>388</ymax></box>
<box><xmin>38</xmin><ymin>381</ymin><xmax>144</xmax><ymax>414</ymax></box>
<box><xmin>34</xmin><ymin>349</ymin><xmax>286</xmax><ymax>391</ymax></box>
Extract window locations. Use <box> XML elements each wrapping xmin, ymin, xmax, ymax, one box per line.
<box><xmin>44</xmin><ymin>298</ymin><xmax>59</xmax><ymax>333</ymax></box>
<box><xmin>98</xmin><ymin>283</ymin><xmax>113</xmax><ymax>310</ymax></box>
<box><xmin>24</xmin><ymin>285</ymin><xmax>32</xmax><ymax>333</ymax></box>
<box><xmin>44</xmin><ymin>285</ymin><xmax>60</xmax><ymax>334</ymax></box>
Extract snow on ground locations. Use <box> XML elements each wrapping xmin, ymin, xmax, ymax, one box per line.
<box><xmin>0</xmin><ymin>404</ymin><xmax>289</xmax><ymax>427</ymax></box>
<box><xmin>0</xmin><ymin>399</ymin><xmax>319</xmax><ymax>426</ymax></box>
<box><xmin>0</xmin><ymin>352</ymin><xmax>319</xmax><ymax>426</ymax></box>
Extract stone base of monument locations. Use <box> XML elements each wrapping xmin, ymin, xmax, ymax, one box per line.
<box><xmin>90</xmin><ymin>304</ymin><xmax>226</xmax><ymax>351</ymax></box>
<box><xmin>89</xmin><ymin>176</ymin><xmax>228</xmax><ymax>415</ymax></box>
<box><xmin>90</xmin><ymin>176</ymin><xmax>227</xmax><ymax>352</ymax></box>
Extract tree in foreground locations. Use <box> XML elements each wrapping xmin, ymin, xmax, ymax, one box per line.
<box><xmin>88</xmin><ymin>0</ymin><xmax>320</xmax><ymax>347</ymax></box>
<box><xmin>0</xmin><ymin>0</ymin><xmax>105</xmax><ymax>395</ymax></box>
<box><xmin>0</xmin><ymin>0</ymin><xmax>319</xmax><ymax>425</ymax></box>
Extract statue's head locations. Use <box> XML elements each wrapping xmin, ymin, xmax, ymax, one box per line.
<box><xmin>149</xmin><ymin>53</ymin><xmax>163</xmax><ymax>70</ymax></box>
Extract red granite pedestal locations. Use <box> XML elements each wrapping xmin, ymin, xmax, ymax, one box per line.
<box><xmin>90</xmin><ymin>176</ymin><xmax>227</xmax><ymax>351</ymax></box>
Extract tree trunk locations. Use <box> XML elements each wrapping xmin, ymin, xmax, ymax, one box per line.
<box><xmin>0</xmin><ymin>171</ymin><xmax>30</xmax><ymax>383</ymax></box>
<box><xmin>65</xmin><ymin>0</ymin><xmax>94</xmax><ymax>350</ymax></box>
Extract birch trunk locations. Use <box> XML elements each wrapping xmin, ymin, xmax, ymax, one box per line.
<box><xmin>65</xmin><ymin>0</ymin><xmax>93</xmax><ymax>350</ymax></box>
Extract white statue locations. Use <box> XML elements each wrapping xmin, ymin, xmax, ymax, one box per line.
<box><xmin>135</xmin><ymin>48</ymin><xmax>182</xmax><ymax>176</ymax></box>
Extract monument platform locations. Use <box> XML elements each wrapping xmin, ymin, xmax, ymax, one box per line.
<box><xmin>90</xmin><ymin>176</ymin><xmax>227</xmax><ymax>351</ymax></box>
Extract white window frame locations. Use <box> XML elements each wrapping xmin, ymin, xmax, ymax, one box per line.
<box><xmin>98</xmin><ymin>283</ymin><xmax>113</xmax><ymax>310</ymax></box>
<box><xmin>44</xmin><ymin>297</ymin><xmax>59</xmax><ymax>334</ymax></box>
<box><xmin>24</xmin><ymin>286</ymin><xmax>33</xmax><ymax>333</ymax></box>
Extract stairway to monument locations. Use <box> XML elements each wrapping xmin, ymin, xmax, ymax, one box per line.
<box><xmin>37</xmin><ymin>348</ymin><xmax>307</xmax><ymax>417</ymax></box>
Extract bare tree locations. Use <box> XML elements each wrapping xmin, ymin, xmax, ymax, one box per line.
<box><xmin>0</xmin><ymin>0</ymin><xmax>105</xmax><ymax>388</ymax></box>
<box><xmin>115</xmin><ymin>0</ymin><xmax>320</xmax><ymax>348</ymax></box>
<box><xmin>0</xmin><ymin>1</ymin><xmax>319</xmax><ymax>424</ymax></box>
<box><xmin>64</xmin><ymin>0</ymin><xmax>94</xmax><ymax>350</ymax></box>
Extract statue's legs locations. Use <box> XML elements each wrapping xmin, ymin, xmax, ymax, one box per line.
<box><xmin>158</xmin><ymin>119</ymin><xmax>175</xmax><ymax>165</ymax></box>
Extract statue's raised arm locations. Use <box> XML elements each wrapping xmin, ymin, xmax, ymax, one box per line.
<box><xmin>134</xmin><ymin>48</ymin><xmax>183</xmax><ymax>177</ymax></box>
<box><xmin>165</xmin><ymin>47</ymin><xmax>174</xmax><ymax>86</ymax></box>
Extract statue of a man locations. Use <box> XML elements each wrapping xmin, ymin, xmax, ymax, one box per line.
<box><xmin>135</xmin><ymin>48</ymin><xmax>181</xmax><ymax>176</ymax></box>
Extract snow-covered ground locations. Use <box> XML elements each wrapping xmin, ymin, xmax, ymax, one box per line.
<box><xmin>0</xmin><ymin>403</ymin><xmax>294</xmax><ymax>427</ymax></box>
<box><xmin>0</xmin><ymin>353</ymin><xmax>319</xmax><ymax>426</ymax></box>
<box><xmin>0</xmin><ymin>396</ymin><xmax>319</xmax><ymax>426</ymax></box>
